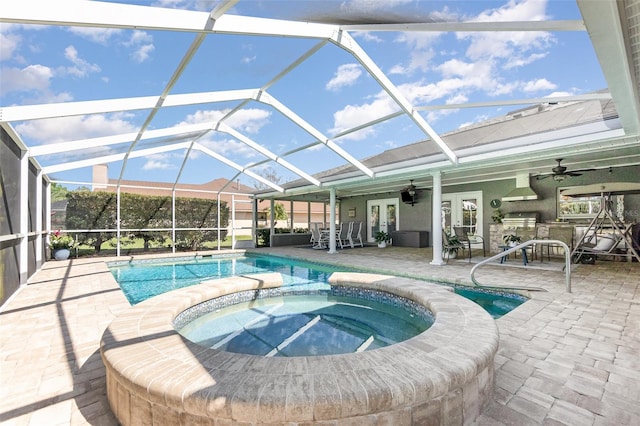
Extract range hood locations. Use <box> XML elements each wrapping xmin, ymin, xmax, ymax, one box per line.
<box><xmin>502</xmin><ymin>173</ymin><xmax>539</xmax><ymax>201</ymax></box>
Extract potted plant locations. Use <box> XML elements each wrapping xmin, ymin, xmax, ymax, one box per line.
<box><xmin>491</xmin><ymin>209</ymin><xmax>504</xmax><ymax>223</ymax></box>
<box><xmin>49</xmin><ymin>230</ymin><xmax>75</xmax><ymax>260</ymax></box>
<box><xmin>503</xmin><ymin>234</ymin><xmax>521</xmax><ymax>247</ymax></box>
<box><xmin>375</xmin><ymin>231</ymin><xmax>391</xmax><ymax>248</ymax></box>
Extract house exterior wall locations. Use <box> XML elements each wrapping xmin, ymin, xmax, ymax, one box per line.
<box><xmin>339</xmin><ymin>165</ymin><xmax>640</xmax><ymax>248</ymax></box>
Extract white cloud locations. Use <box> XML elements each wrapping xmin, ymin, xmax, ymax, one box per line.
<box><xmin>62</xmin><ymin>45</ymin><xmax>101</xmax><ymax>77</ymax></box>
<box><xmin>460</xmin><ymin>0</ymin><xmax>554</xmax><ymax>63</ymax></box>
<box><xmin>242</xmin><ymin>55</ymin><xmax>256</xmax><ymax>64</ymax></box>
<box><xmin>180</xmin><ymin>108</ymin><xmax>271</xmax><ymax>135</ymax></box>
<box><xmin>142</xmin><ymin>154</ymin><xmax>175</xmax><ymax>170</ymax></box>
<box><xmin>523</xmin><ymin>78</ymin><xmax>556</xmax><ymax>92</ymax></box>
<box><xmin>0</xmin><ymin>31</ymin><xmax>21</xmax><ymax>60</ymax></box>
<box><xmin>15</xmin><ymin>114</ymin><xmax>138</xmax><ymax>144</ymax></box>
<box><xmin>131</xmin><ymin>44</ymin><xmax>155</xmax><ymax>63</ymax></box>
<box><xmin>326</xmin><ymin>64</ymin><xmax>362</xmax><ymax>91</ymax></box>
<box><xmin>125</xmin><ymin>30</ymin><xmax>155</xmax><ymax>63</ymax></box>
<box><xmin>504</xmin><ymin>52</ymin><xmax>547</xmax><ymax>69</ymax></box>
<box><xmin>198</xmin><ymin>136</ymin><xmax>258</xmax><ymax>160</ymax></box>
<box><xmin>329</xmin><ymin>92</ymin><xmax>398</xmax><ymax>140</ymax></box>
<box><xmin>392</xmin><ymin>32</ymin><xmax>441</xmax><ymax>74</ymax></box>
<box><xmin>68</xmin><ymin>27</ymin><xmax>122</xmax><ymax>44</ymax></box>
<box><xmin>0</xmin><ymin>64</ymin><xmax>53</xmax><ymax>96</ymax></box>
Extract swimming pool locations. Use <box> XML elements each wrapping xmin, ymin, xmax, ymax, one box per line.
<box><xmin>108</xmin><ymin>253</ymin><xmax>525</xmax><ymax>317</ymax></box>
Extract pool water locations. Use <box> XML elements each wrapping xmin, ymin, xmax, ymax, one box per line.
<box><xmin>109</xmin><ymin>254</ymin><xmax>525</xmax><ymax>318</ymax></box>
<box><xmin>177</xmin><ymin>292</ymin><xmax>433</xmax><ymax>356</ymax></box>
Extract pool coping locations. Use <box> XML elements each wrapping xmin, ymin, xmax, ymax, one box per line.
<box><xmin>101</xmin><ymin>271</ymin><xmax>499</xmax><ymax>425</ymax></box>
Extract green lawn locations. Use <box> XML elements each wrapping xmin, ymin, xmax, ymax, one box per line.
<box><xmin>72</xmin><ymin>235</ymin><xmax>253</xmax><ymax>257</ymax></box>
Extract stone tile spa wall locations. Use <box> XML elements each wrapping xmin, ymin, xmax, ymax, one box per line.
<box><xmin>101</xmin><ymin>272</ymin><xmax>499</xmax><ymax>425</ymax></box>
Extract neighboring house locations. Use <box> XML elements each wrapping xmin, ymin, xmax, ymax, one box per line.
<box><xmin>91</xmin><ymin>164</ymin><xmax>330</xmax><ymax>235</ymax></box>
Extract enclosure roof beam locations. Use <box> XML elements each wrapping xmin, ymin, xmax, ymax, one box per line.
<box><xmin>0</xmin><ymin>1</ymin><xmax>337</xmax><ymax>39</ymax></box>
<box><xmin>28</xmin><ymin>123</ymin><xmax>214</xmax><ymax>157</ymax></box>
<box><xmin>193</xmin><ymin>143</ymin><xmax>284</xmax><ymax>192</ymax></box>
<box><xmin>215</xmin><ymin>122</ymin><xmax>321</xmax><ymax>187</ymax></box>
<box><xmin>42</xmin><ymin>142</ymin><xmax>193</xmax><ymax>174</ymax></box>
<box><xmin>332</xmin><ymin>30</ymin><xmax>457</xmax><ymax>164</ymax></box>
<box><xmin>255</xmin><ymin>91</ymin><xmax>374</xmax><ymax>178</ymax></box>
<box><xmin>341</xmin><ymin>20</ymin><xmax>584</xmax><ymax>32</ymax></box>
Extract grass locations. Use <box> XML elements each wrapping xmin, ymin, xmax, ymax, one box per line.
<box><xmin>71</xmin><ymin>235</ymin><xmax>253</xmax><ymax>257</ymax></box>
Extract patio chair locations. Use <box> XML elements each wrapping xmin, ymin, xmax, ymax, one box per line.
<box><xmin>540</xmin><ymin>227</ymin><xmax>574</xmax><ymax>261</ymax></box>
<box><xmin>350</xmin><ymin>221</ymin><xmax>364</xmax><ymax>247</ymax></box>
<box><xmin>453</xmin><ymin>226</ymin><xmax>485</xmax><ymax>260</ymax></box>
<box><xmin>443</xmin><ymin>229</ymin><xmax>466</xmax><ymax>263</ymax></box>
<box><xmin>337</xmin><ymin>222</ymin><xmax>353</xmax><ymax>249</ymax></box>
<box><xmin>310</xmin><ymin>224</ymin><xmax>327</xmax><ymax>249</ymax></box>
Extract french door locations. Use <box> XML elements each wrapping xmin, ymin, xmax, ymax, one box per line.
<box><xmin>366</xmin><ymin>198</ymin><xmax>399</xmax><ymax>243</ymax></box>
<box><xmin>442</xmin><ymin>191</ymin><xmax>483</xmax><ymax>236</ymax></box>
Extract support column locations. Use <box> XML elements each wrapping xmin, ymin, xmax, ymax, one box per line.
<box><xmin>172</xmin><ymin>190</ymin><xmax>176</xmax><ymax>254</ymax></box>
<box><xmin>328</xmin><ymin>188</ymin><xmax>337</xmax><ymax>254</ymax></box>
<box><xmin>231</xmin><ymin>194</ymin><xmax>236</xmax><ymax>249</ymax></box>
<box><xmin>116</xmin><ymin>187</ymin><xmax>121</xmax><ymax>257</ymax></box>
<box><xmin>252</xmin><ymin>199</ymin><xmax>258</xmax><ymax>248</ymax></box>
<box><xmin>45</xmin><ymin>180</ymin><xmax>51</xmax><ymax>258</ymax></box>
<box><xmin>19</xmin><ymin>150</ymin><xmax>28</xmax><ymax>284</ymax></box>
<box><xmin>270</xmin><ymin>199</ymin><xmax>275</xmax><ymax>247</ymax></box>
<box><xmin>430</xmin><ymin>170</ymin><xmax>446</xmax><ymax>265</ymax></box>
<box><xmin>35</xmin><ymin>169</ymin><xmax>43</xmax><ymax>268</ymax></box>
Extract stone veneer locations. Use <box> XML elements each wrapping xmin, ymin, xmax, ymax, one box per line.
<box><xmin>101</xmin><ymin>272</ymin><xmax>499</xmax><ymax>425</ymax></box>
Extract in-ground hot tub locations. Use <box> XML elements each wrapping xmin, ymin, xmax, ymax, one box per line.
<box><xmin>101</xmin><ymin>272</ymin><xmax>499</xmax><ymax>425</ymax></box>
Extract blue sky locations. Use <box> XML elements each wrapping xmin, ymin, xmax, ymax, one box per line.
<box><xmin>0</xmin><ymin>0</ymin><xmax>607</xmax><ymax>189</ymax></box>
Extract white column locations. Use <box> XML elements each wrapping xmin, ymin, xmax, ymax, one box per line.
<box><xmin>231</xmin><ymin>194</ymin><xmax>236</xmax><ymax>249</ymax></box>
<box><xmin>270</xmin><ymin>199</ymin><xmax>275</xmax><ymax>247</ymax></box>
<box><xmin>290</xmin><ymin>200</ymin><xmax>294</xmax><ymax>233</ymax></box>
<box><xmin>328</xmin><ymin>188</ymin><xmax>337</xmax><ymax>253</ymax></box>
<box><xmin>45</xmin><ymin>180</ymin><xmax>51</xmax><ymax>254</ymax></box>
<box><xmin>218</xmin><ymin>193</ymin><xmax>222</xmax><ymax>250</ymax></box>
<box><xmin>252</xmin><ymin>198</ymin><xmax>258</xmax><ymax>247</ymax></box>
<box><xmin>430</xmin><ymin>170</ymin><xmax>446</xmax><ymax>265</ymax></box>
<box><xmin>116</xmin><ymin>186</ymin><xmax>121</xmax><ymax>257</ymax></box>
<box><xmin>19</xmin><ymin>150</ymin><xmax>28</xmax><ymax>284</ymax></box>
<box><xmin>35</xmin><ymin>169</ymin><xmax>43</xmax><ymax>268</ymax></box>
<box><xmin>172</xmin><ymin>190</ymin><xmax>176</xmax><ymax>254</ymax></box>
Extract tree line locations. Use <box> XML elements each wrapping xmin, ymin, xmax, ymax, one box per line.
<box><xmin>64</xmin><ymin>191</ymin><xmax>229</xmax><ymax>252</ymax></box>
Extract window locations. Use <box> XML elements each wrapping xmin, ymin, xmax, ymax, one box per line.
<box><xmin>557</xmin><ymin>186</ymin><xmax>602</xmax><ymax>219</ymax></box>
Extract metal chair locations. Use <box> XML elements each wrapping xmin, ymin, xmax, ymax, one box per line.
<box><xmin>443</xmin><ymin>229</ymin><xmax>466</xmax><ymax>263</ymax></box>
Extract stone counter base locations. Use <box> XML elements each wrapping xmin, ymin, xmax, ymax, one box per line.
<box><xmin>101</xmin><ymin>272</ymin><xmax>499</xmax><ymax>425</ymax></box>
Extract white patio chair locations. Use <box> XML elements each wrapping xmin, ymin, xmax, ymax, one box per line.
<box><xmin>349</xmin><ymin>221</ymin><xmax>364</xmax><ymax>247</ymax></box>
<box><xmin>310</xmin><ymin>223</ymin><xmax>326</xmax><ymax>249</ymax></box>
<box><xmin>337</xmin><ymin>222</ymin><xmax>352</xmax><ymax>249</ymax></box>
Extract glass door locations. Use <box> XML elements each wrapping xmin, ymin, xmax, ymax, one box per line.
<box><xmin>442</xmin><ymin>191</ymin><xmax>483</xmax><ymax>236</ymax></box>
<box><xmin>367</xmin><ymin>198</ymin><xmax>398</xmax><ymax>242</ymax></box>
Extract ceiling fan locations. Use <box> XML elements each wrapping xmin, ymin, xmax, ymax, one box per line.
<box><xmin>535</xmin><ymin>159</ymin><xmax>595</xmax><ymax>181</ymax></box>
<box><xmin>401</xmin><ymin>179</ymin><xmax>429</xmax><ymax>205</ymax></box>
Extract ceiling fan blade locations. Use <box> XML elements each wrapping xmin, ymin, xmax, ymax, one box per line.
<box><xmin>570</xmin><ymin>168</ymin><xmax>596</xmax><ymax>173</ymax></box>
<box><xmin>535</xmin><ymin>175</ymin><xmax>552</xmax><ymax>180</ymax></box>
<box><xmin>565</xmin><ymin>172</ymin><xmax>583</xmax><ymax>177</ymax></box>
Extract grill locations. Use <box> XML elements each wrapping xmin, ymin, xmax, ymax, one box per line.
<box><xmin>502</xmin><ymin>212</ymin><xmax>538</xmax><ymax>231</ymax></box>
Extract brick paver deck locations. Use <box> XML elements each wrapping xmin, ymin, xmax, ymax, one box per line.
<box><xmin>1</xmin><ymin>247</ymin><xmax>638</xmax><ymax>425</ymax></box>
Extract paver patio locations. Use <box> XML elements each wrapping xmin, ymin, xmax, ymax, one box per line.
<box><xmin>0</xmin><ymin>247</ymin><xmax>638</xmax><ymax>425</ymax></box>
